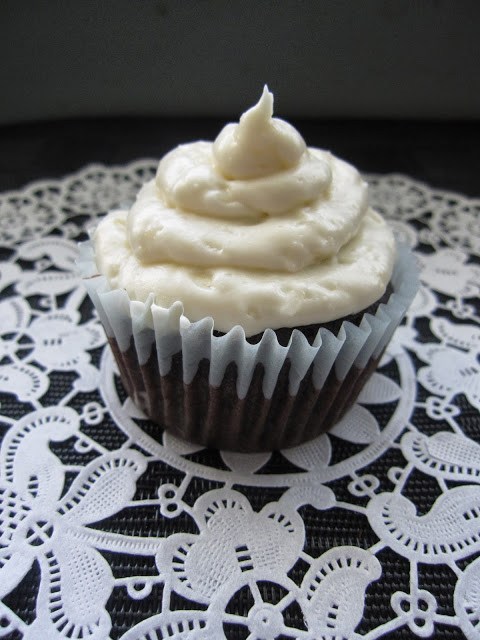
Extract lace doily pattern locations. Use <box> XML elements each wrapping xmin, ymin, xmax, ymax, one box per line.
<box><xmin>0</xmin><ymin>163</ymin><xmax>479</xmax><ymax>640</ymax></box>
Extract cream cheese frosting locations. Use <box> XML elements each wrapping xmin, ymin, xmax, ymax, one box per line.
<box><xmin>93</xmin><ymin>87</ymin><xmax>396</xmax><ymax>336</ymax></box>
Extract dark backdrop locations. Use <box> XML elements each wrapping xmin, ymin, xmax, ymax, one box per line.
<box><xmin>1</xmin><ymin>0</ymin><xmax>479</xmax><ymax>124</ymax></box>
<box><xmin>1</xmin><ymin>1</ymin><xmax>479</xmax><ymax>197</ymax></box>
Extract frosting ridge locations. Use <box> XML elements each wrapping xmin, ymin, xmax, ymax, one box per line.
<box><xmin>212</xmin><ymin>85</ymin><xmax>306</xmax><ymax>179</ymax></box>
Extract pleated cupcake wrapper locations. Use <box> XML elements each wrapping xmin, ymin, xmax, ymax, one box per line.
<box><xmin>78</xmin><ymin>241</ymin><xmax>418</xmax><ymax>403</ymax></box>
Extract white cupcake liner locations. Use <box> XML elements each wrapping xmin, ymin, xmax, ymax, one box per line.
<box><xmin>77</xmin><ymin>241</ymin><xmax>418</xmax><ymax>402</ymax></box>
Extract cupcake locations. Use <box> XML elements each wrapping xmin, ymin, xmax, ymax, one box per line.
<box><xmin>78</xmin><ymin>87</ymin><xmax>417</xmax><ymax>452</ymax></box>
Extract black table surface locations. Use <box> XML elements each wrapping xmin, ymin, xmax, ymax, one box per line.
<box><xmin>0</xmin><ymin>117</ymin><xmax>479</xmax><ymax>197</ymax></box>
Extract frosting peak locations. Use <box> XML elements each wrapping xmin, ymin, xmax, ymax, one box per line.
<box><xmin>155</xmin><ymin>86</ymin><xmax>331</xmax><ymax>221</ymax></box>
<box><xmin>213</xmin><ymin>86</ymin><xmax>306</xmax><ymax>179</ymax></box>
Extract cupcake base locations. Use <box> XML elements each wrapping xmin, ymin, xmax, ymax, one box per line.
<box><xmin>79</xmin><ymin>242</ymin><xmax>418</xmax><ymax>453</ymax></box>
<box><xmin>108</xmin><ymin>287</ymin><xmax>391</xmax><ymax>452</ymax></box>
<box><xmin>110</xmin><ymin>336</ymin><xmax>383</xmax><ymax>452</ymax></box>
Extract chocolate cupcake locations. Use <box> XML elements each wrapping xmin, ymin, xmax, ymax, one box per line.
<box><xmin>78</xmin><ymin>87</ymin><xmax>417</xmax><ymax>452</ymax></box>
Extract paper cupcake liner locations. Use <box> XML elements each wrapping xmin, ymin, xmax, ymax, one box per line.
<box><xmin>78</xmin><ymin>242</ymin><xmax>418</xmax><ymax>451</ymax></box>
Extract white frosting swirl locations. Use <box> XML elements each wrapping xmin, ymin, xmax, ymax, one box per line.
<box><xmin>94</xmin><ymin>87</ymin><xmax>395</xmax><ymax>336</ymax></box>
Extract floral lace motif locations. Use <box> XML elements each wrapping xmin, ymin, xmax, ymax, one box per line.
<box><xmin>0</xmin><ymin>164</ymin><xmax>479</xmax><ymax>639</ymax></box>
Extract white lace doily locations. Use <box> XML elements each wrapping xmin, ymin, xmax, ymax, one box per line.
<box><xmin>0</xmin><ymin>161</ymin><xmax>479</xmax><ymax>640</ymax></box>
